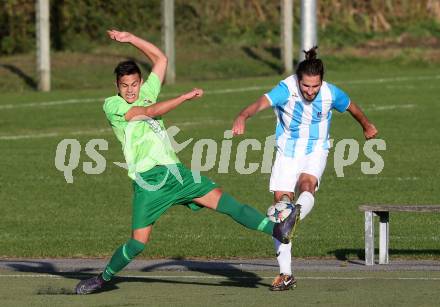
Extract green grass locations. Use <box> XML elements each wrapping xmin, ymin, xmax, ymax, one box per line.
<box><xmin>1</xmin><ymin>40</ymin><xmax>438</xmax><ymax>93</ymax></box>
<box><xmin>0</xmin><ymin>60</ymin><xmax>439</xmax><ymax>260</ymax></box>
<box><xmin>1</xmin><ymin>270</ymin><xmax>439</xmax><ymax>306</ymax></box>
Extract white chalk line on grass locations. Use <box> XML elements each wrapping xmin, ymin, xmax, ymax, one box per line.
<box><xmin>341</xmin><ymin>74</ymin><xmax>440</xmax><ymax>85</ymax></box>
<box><xmin>0</xmin><ymin>102</ymin><xmax>415</xmax><ymax>140</ymax></box>
<box><xmin>0</xmin><ymin>98</ymin><xmax>103</xmax><ymax>110</ymax></box>
<box><xmin>328</xmin><ymin>176</ymin><xmax>420</xmax><ymax>181</ymax></box>
<box><xmin>365</xmin><ymin>104</ymin><xmax>415</xmax><ymax>111</ymax></box>
<box><xmin>0</xmin><ymin>128</ymin><xmax>112</xmax><ymax>140</ymax></box>
<box><xmin>1</xmin><ymin>274</ymin><xmax>440</xmax><ymax>281</ymax></box>
<box><xmin>0</xmin><ymin>120</ymin><xmax>222</xmax><ymax>140</ymax></box>
<box><xmin>1</xmin><ymin>74</ymin><xmax>439</xmax><ymax>110</ymax></box>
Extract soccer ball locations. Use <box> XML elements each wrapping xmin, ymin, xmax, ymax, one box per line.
<box><xmin>266</xmin><ymin>201</ymin><xmax>294</xmax><ymax>223</ymax></box>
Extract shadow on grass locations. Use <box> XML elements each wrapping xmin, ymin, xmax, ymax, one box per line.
<box><xmin>3</xmin><ymin>258</ymin><xmax>270</xmax><ymax>295</ymax></box>
<box><xmin>241</xmin><ymin>46</ymin><xmax>282</xmax><ymax>74</ymax></box>
<box><xmin>0</xmin><ymin>64</ymin><xmax>37</xmax><ymax>89</ymax></box>
<box><xmin>330</xmin><ymin>248</ymin><xmax>440</xmax><ymax>261</ymax></box>
<box><xmin>139</xmin><ymin>258</ymin><xmax>269</xmax><ymax>288</ymax></box>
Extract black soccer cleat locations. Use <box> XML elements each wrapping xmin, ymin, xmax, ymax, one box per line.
<box><xmin>272</xmin><ymin>197</ymin><xmax>301</xmax><ymax>244</ymax></box>
<box><xmin>75</xmin><ymin>275</ymin><xmax>106</xmax><ymax>295</ymax></box>
<box><xmin>270</xmin><ymin>273</ymin><xmax>297</xmax><ymax>291</ymax></box>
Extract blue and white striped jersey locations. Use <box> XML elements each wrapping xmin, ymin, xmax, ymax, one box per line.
<box><xmin>265</xmin><ymin>75</ymin><xmax>350</xmax><ymax>157</ymax></box>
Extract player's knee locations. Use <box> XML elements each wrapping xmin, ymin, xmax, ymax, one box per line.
<box><xmin>132</xmin><ymin>226</ymin><xmax>152</xmax><ymax>244</ymax></box>
<box><xmin>298</xmin><ymin>180</ymin><xmax>316</xmax><ymax>194</ymax></box>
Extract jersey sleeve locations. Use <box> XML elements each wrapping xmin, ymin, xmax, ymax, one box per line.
<box><xmin>264</xmin><ymin>81</ymin><xmax>290</xmax><ymax>107</ymax></box>
<box><xmin>103</xmin><ymin>97</ymin><xmax>129</xmax><ymax>124</ymax></box>
<box><xmin>330</xmin><ymin>84</ymin><xmax>351</xmax><ymax>112</ymax></box>
<box><xmin>140</xmin><ymin>72</ymin><xmax>161</xmax><ymax>103</ymax></box>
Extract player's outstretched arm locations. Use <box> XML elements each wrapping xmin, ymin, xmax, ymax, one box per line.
<box><xmin>125</xmin><ymin>88</ymin><xmax>203</xmax><ymax>121</ymax></box>
<box><xmin>347</xmin><ymin>102</ymin><xmax>378</xmax><ymax>139</ymax></box>
<box><xmin>107</xmin><ymin>30</ymin><xmax>167</xmax><ymax>84</ymax></box>
<box><xmin>232</xmin><ymin>95</ymin><xmax>271</xmax><ymax>135</ymax></box>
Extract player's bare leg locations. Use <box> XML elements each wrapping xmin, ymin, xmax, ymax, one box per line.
<box><xmin>192</xmin><ymin>188</ymin><xmax>222</xmax><ymax>210</ymax></box>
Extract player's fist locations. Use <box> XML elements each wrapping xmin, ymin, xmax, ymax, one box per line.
<box><xmin>364</xmin><ymin>123</ymin><xmax>378</xmax><ymax>139</ymax></box>
<box><xmin>232</xmin><ymin>115</ymin><xmax>247</xmax><ymax>136</ymax></box>
<box><xmin>182</xmin><ymin>88</ymin><xmax>203</xmax><ymax>100</ymax></box>
<box><xmin>107</xmin><ymin>30</ymin><xmax>133</xmax><ymax>43</ymax></box>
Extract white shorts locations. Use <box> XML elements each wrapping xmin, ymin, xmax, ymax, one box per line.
<box><xmin>269</xmin><ymin>149</ymin><xmax>329</xmax><ymax>193</ymax></box>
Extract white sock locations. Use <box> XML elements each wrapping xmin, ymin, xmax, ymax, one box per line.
<box><xmin>297</xmin><ymin>191</ymin><xmax>314</xmax><ymax>220</ymax></box>
<box><xmin>273</xmin><ymin>238</ymin><xmax>292</xmax><ymax>276</ymax></box>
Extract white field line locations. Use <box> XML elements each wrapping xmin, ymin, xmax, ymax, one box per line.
<box><xmin>0</xmin><ymin>97</ymin><xmax>103</xmax><ymax>110</ymax></box>
<box><xmin>1</xmin><ymin>274</ymin><xmax>440</xmax><ymax>281</ymax></box>
<box><xmin>341</xmin><ymin>74</ymin><xmax>440</xmax><ymax>85</ymax></box>
<box><xmin>0</xmin><ymin>128</ymin><xmax>112</xmax><ymax>140</ymax></box>
<box><xmin>327</xmin><ymin>177</ymin><xmax>420</xmax><ymax>181</ymax></box>
<box><xmin>364</xmin><ymin>104</ymin><xmax>415</xmax><ymax>111</ymax></box>
<box><xmin>1</xmin><ymin>74</ymin><xmax>439</xmax><ymax>110</ymax></box>
<box><xmin>0</xmin><ymin>120</ymin><xmax>223</xmax><ymax>140</ymax></box>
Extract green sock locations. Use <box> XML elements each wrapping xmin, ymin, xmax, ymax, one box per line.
<box><xmin>102</xmin><ymin>238</ymin><xmax>145</xmax><ymax>281</ymax></box>
<box><xmin>216</xmin><ymin>192</ymin><xmax>274</xmax><ymax>236</ymax></box>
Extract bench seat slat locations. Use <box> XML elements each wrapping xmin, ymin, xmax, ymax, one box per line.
<box><xmin>359</xmin><ymin>205</ymin><xmax>440</xmax><ymax>212</ymax></box>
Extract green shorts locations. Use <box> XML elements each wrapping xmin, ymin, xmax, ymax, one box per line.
<box><xmin>131</xmin><ymin>163</ymin><xmax>218</xmax><ymax>229</ymax></box>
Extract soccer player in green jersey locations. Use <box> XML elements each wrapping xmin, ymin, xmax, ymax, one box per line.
<box><xmin>75</xmin><ymin>30</ymin><xmax>299</xmax><ymax>294</ymax></box>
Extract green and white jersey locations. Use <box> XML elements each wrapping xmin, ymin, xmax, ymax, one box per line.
<box><xmin>103</xmin><ymin>72</ymin><xmax>180</xmax><ymax>180</ymax></box>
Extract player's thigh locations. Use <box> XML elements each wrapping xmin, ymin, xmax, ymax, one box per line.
<box><xmin>193</xmin><ymin>188</ymin><xmax>223</xmax><ymax>210</ymax></box>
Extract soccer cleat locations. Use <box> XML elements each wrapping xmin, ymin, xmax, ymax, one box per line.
<box><xmin>272</xmin><ymin>196</ymin><xmax>301</xmax><ymax>244</ymax></box>
<box><xmin>75</xmin><ymin>275</ymin><xmax>106</xmax><ymax>295</ymax></box>
<box><xmin>270</xmin><ymin>273</ymin><xmax>297</xmax><ymax>291</ymax></box>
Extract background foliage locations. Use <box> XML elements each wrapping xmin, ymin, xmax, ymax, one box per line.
<box><xmin>1</xmin><ymin>0</ymin><xmax>440</xmax><ymax>54</ymax></box>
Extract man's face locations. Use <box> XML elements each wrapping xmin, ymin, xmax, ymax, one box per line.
<box><xmin>298</xmin><ymin>74</ymin><xmax>322</xmax><ymax>102</ymax></box>
<box><xmin>117</xmin><ymin>74</ymin><xmax>143</xmax><ymax>103</ymax></box>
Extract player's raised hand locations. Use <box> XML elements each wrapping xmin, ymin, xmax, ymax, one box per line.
<box><xmin>107</xmin><ymin>30</ymin><xmax>133</xmax><ymax>43</ymax></box>
<box><xmin>182</xmin><ymin>88</ymin><xmax>203</xmax><ymax>101</ymax></box>
<box><xmin>364</xmin><ymin>123</ymin><xmax>378</xmax><ymax>139</ymax></box>
<box><xmin>232</xmin><ymin>115</ymin><xmax>246</xmax><ymax>136</ymax></box>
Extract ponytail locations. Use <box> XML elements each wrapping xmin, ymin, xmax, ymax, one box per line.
<box><xmin>296</xmin><ymin>46</ymin><xmax>324</xmax><ymax>81</ymax></box>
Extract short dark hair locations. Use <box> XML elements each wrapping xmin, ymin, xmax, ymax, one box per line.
<box><xmin>296</xmin><ymin>46</ymin><xmax>324</xmax><ymax>81</ymax></box>
<box><xmin>114</xmin><ymin>60</ymin><xmax>142</xmax><ymax>82</ymax></box>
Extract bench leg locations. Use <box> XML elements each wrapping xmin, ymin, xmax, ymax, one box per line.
<box><xmin>378</xmin><ymin>212</ymin><xmax>389</xmax><ymax>264</ymax></box>
<box><xmin>364</xmin><ymin>211</ymin><xmax>374</xmax><ymax>265</ymax></box>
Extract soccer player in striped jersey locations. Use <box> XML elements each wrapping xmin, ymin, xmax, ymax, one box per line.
<box><xmin>232</xmin><ymin>47</ymin><xmax>378</xmax><ymax>291</ymax></box>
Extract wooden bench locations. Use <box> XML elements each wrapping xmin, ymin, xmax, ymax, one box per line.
<box><xmin>359</xmin><ymin>204</ymin><xmax>440</xmax><ymax>265</ymax></box>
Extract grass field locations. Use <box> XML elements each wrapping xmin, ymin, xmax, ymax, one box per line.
<box><xmin>1</xmin><ymin>269</ymin><xmax>439</xmax><ymax>306</ymax></box>
<box><xmin>0</xmin><ymin>59</ymin><xmax>439</xmax><ymax>261</ymax></box>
